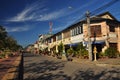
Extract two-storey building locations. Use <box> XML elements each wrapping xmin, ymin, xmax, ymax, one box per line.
<box><xmin>83</xmin><ymin>12</ymin><xmax>120</xmax><ymax>53</ymax></box>
<box><xmin>45</xmin><ymin>12</ymin><xmax>120</xmax><ymax>55</ymax></box>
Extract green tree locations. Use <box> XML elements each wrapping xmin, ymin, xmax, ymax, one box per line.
<box><xmin>0</xmin><ymin>26</ymin><xmax>8</xmax><ymax>49</ymax></box>
<box><xmin>0</xmin><ymin>25</ymin><xmax>23</xmax><ymax>51</ymax></box>
<box><xmin>58</xmin><ymin>42</ymin><xmax>64</xmax><ymax>54</ymax></box>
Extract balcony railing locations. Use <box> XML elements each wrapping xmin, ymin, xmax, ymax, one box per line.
<box><xmin>108</xmin><ymin>32</ymin><xmax>118</xmax><ymax>43</ymax></box>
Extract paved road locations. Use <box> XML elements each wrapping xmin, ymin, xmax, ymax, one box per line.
<box><xmin>23</xmin><ymin>53</ymin><xmax>120</xmax><ymax>80</ymax></box>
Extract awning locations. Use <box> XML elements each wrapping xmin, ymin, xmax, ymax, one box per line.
<box><xmin>65</xmin><ymin>43</ymin><xmax>80</xmax><ymax>47</ymax></box>
<box><xmin>71</xmin><ymin>43</ymin><xmax>78</xmax><ymax>46</ymax></box>
<box><xmin>84</xmin><ymin>40</ymin><xmax>105</xmax><ymax>44</ymax></box>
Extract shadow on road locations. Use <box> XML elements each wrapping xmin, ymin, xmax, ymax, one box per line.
<box><xmin>24</xmin><ymin>59</ymin><xmax>70</xmax><ymax>80</ymax></box>
<box><xmin>23</xmin><ymin>53</ymin><xmax>39</xmax><ymax>57</ymax></box>
<box><xmin>23</xmin><ymin>53</ymin><xmax>120</xmax><ymax>80</ymax></box>
<box><xmin>71</xmin><ymin>68</ymin><xmax>120</xmax><ymax>80</ymax></box>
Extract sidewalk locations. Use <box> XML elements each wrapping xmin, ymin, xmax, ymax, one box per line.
<box><xmin>0</xmin><ymin>55</ymin><xmax>21</xmax><ymax>80</ymax></box>
<box><xmin>72</xmin><ymin>57</ymin><xmax>120</xmax><ymax>67</ymax></box>
<box><xmin>46</xmin><ymin>54</ymin><xmax>120</xmax><ymax>66</ymax></box>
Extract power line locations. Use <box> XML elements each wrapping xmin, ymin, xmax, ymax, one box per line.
<box><xmin>90</xmin><ymin>0</ymin><xmax>119</xmax><ymax>16</ymax></box>
<box><xmin>66</xmin><ymin>0</ymin><xmax>119</xmax><ymax>29</ymax></box>
<box><xmin>66</xmin><ymin>0</ymin><xmax>119</xmax><ymax>61</ymax></box>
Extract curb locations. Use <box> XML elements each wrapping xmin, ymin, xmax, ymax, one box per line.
<box><xmin>2</xmin><ymin>55</ymin><xmax>21</xmax><ymax>80</ymax></box>
<box><xmin>46</xmin><ymin>55</ymin><xmax>120</xmax><ymax>67</ymax></box>
<box><xmin>72</xmin><ymin>58</ymin><xmax>120</xmax><ymax>67</ymax></box>
<box><xmin>96</xmin><ymin>63</ymin><xmax>120</xmax><ymax>67</ymax></box>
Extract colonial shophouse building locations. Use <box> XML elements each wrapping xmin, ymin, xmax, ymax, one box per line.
<box><xmin>43</xmin><ymin>12</ymin><xmax>120</xmax><ymax>55</ymax></box>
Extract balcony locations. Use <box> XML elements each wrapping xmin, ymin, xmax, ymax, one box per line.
<box><xmin>108</xmin><ymin>32</ymin><xmax>118</xmax><ymax>43</ymax></box>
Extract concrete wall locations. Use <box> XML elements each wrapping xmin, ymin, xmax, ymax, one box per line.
<box><xmin>71</xmin><ymin>34</ymin><xmax>83</xmax><ymax>44</ymax></box>
<box><xmin>117</xmin><ymin>27</ymin><xmax>120</xmax><ymax>52</ymax></box>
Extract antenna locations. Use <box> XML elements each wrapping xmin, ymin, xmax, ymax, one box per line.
<box><xmin>49</xmin><ymin>21</ymin><xmax>53</xmax><ymax>34</ymax></box>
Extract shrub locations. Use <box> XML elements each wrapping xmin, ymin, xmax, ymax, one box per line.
<box><xmin>67</xmin><ymin>47</ymin><xmax>74</xmax><ymax>55</ymax></box>
<box><xmin>58</xmin><ymin>42</ymin><xmax>64</xmax><ymax>53</ymax></box>
<box><xmin>0</xmin><ymin>53</ymin><xmax>5</xmax><ymax>58</ymax></box>
<box><xmin>97</xmin><ymin>52</ymin><xmax>106</xmax><ymax>58</ymax></box>
<box><xmin>104</xmin><ymin>47</ymin><xmax>118</xmax><ymax>58</ymax></box>
<box><xmin>76</xmin><ymin>42</ymin><xmax>88</xmax><ymax>58</ymax></box>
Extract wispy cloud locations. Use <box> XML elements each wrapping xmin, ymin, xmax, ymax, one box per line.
<box><xmin>36</xmin><ymin>9</ymin><xmax>67</xmax><ymax>21</ymax></box>
<box><xmin>5</xmin><ymin>26</ymin><xmax>30</xmax><ymax>32</ymax></box>
<box><xmin>6</xmin><ymin>0</ymin><xmax>98</xmax><ymax>23</ymax></box>
<box><xmin>6</xmin><ymin>0</ymin><xmax>68</xmax><ymax>22</ymax></box>
<box><xmin>6</xmin><ymin>0</ymin><xmax>47</xmax><ymax>22</ymax></box>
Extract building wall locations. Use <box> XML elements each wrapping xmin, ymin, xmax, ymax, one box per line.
<box><xmin>83</xmin><ymin>21</ymin><xmax>109</xmax><ymax>52</ymax></box>
<box><xmin>100</xmin><ymin>14</ymin><xmax>114</xmax><ymax>20</ymax></box>
<box><xmin>48</xmin><ymin>25</ymin><xmax>84</xmax><ymax>53</ymax></box>
<box><xmin>71</xmin><ymin>34</ymin><xmax>83</xmax><ymax>44</ymax></box>
<box><xmin>46</xmin><ymin>13</ymin><xmax>120</xmax><ymax>54</ymax></box>
<box><xmin>117</xmin><ymin>27</ymin><xmax>120</xmax><ymax>52</ymax></box>
<box><xmin>83</xmin><ymin>21</ymin><xmax>120</xmax><ymax>53</ymax></box>
<box><xmin>83</xmin><ymin>22</ymin><xmax>108</xmax><ymax>41</ymax></box>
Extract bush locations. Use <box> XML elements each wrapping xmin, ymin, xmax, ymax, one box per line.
<box><xmin>0</xmin><ymin>53</ymin><xmax>5</xmax><ymax>58</ymax></box>
<box><xmin>76</xmin><ymin>42</ymin><xmax>88</xmax><ymax>58</ymax></box>
<box><xmin>67</xmin><ymin>48</ymin><xmax>74</xmax><ymax>55</ymax></box>
<box><xmin>58</xmin><ymin>42</ymin><xmax>64</xmax><ymax>53</ymax></box>
<box><xmin>104</xmin><ymin>47</ymin><xmax>118</xmax><ymax>58</ymax></box>
<box><xmin>82</xmin><ymin>50</ymin><xmax>88</xmax><ymax>57</ymax></box>
<box><xmin>97</xmin><ymin>52</ymin><xmax>105</xmax><ymax>58</ymax></box>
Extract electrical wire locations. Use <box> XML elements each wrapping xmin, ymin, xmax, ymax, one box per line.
<box><xmin>71</xmin><ymin>0</ymin><xmax>119</xmax><ymax>25</ymax></box>
<box><xmin>90</xmin><ymin>0</ymin><xmax>119</xmax><ymax>16</ymax></box>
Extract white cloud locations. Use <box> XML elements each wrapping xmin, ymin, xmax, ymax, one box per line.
<box><xmin>6</xmin><ymin>0</ymin><xmax>98</xmax><ymax>22</ymax></box>
<box><xmin>6</xmin><ymin>0</ymin><xmax>68</xmax><ymax>22</ymax></box>
<box><xmin>5</xmin><ymin>26</ymin><xmax>30</xmax><ymax>32</ymax></box>
<box><xmin>6</xmin><ymin>1</ymin><xmax>47</xmax><ymax>22</ymax></box>
<box><xmin>36</xmin><ymin>9</ymin><xmax>66</xmax><ymax>21</ymax></box>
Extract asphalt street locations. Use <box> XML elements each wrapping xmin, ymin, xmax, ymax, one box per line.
<box><xmin>23</xmin><ymin>53</ymin><xmax>120</xmax><ymax>80</ymax></box>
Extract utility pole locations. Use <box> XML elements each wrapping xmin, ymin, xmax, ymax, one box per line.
<box><xmin>86</xmin><ymin>11</ymin><xmax>93</xmax><ymax>61</ymax></box>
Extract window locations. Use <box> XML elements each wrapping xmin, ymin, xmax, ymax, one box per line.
<box><xmin>73</xmin><ymin>29</ymin><xmax>75</xmax><ymax>36</ymax></box>
<box><xmin>72</xmin><ymin>29</ymin><xmax>74</xmax><ymax>36</ymax></box>
<box><xmin>109</xmin><ymin>43</ymin><xmax>117</xmax><ymax>49</ymax></box>
<box><xmin>90</xmin><ymin>25</ymin><xmax>101</xmax><ymax>37</ymax></box>
<box><xmin>79</xmin><ymin>26</ymin><xmax>81</xmax><ymax>33</ymax></box>
<box><xmin>48</xmin><ymin>38</ymin><xmax>51</xmax><ymax>43</ymax></box>
<box><xmin>78</xmin><ymin>26</ymin><xmax>83</xmax><ymax>34</ymax></box>
<box><xmin>109</xmin><ymin>25</ymin><xmax>115</xmax><ymax>32</ymax></box>
<box><xmin>71</xmin><ymin>26</ymin><xmax>83</xmax><ymax>37</ymax></box>
<box><xmin>70</xmin><ymin>29</ymin><xmax>72</xmax><ymax>36</ymax></box>
<box><xmin>57</xmin><ymin>34</ymin><xmax>62</xmax><ymax>40</ymax></box>
<box><xmin>64</xmin><ymin>30</ymin><xmax>70</xmax><ymax>39</ymax></box>
<box><xmin>76</xmin><ymin>27</ymin><xmax>78</xmax><ymax>35</ymax></box>
<box><xmin>81</xmin><ymin>26</ymin><xmax>83</xmax><ymax>33</ymax></box>
<box><xmin>78</xmin><ymin>27</ymin><xmax>80</xmax><ymax>34</ymax></box>
<box><xmin>53</xmin><ymin>37</ymin><xmax>56</xmax><ymax>42</ymax></box>
<box><xmin>74</xmin><ymin>28</ymin><xmax>76</xmax><ymax>36</ymax></box>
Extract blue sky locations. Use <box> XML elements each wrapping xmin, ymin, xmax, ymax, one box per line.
<box><xmin>0</xmin><ymin>0</ymin><xmax>120</xmax><ymax>47</ymax></box>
